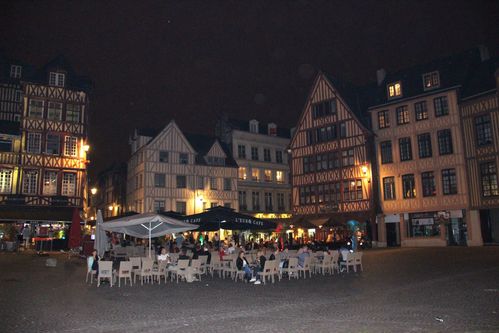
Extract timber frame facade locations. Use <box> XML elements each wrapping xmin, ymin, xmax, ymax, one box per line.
<box><xmin>460</xmin><ymin>58</ymin><xmax>499</xmax><ymax>243</ymax></box>
<box><xmin>289</xmin><ymin>72</ymin><xmax>376</xmax><ymax>234</ymax></box>
<box><xmin>0</xmin><ymin>56</ymin><xmax>91</xmax><ymax>222</ymax></box>
<box><xmin>127</xmin><ymin>120</ymin><xmax>238</xmax><ymax>216</ymax></box>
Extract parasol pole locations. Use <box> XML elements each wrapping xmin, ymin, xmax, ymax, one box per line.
<box><xmin>149</xmin><ymin>221</ymin><xmax>152</xmax><ymax>258</ymax></box>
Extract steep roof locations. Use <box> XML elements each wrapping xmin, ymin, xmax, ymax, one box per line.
<box><xmin>461</xmin><ymin>56</ymin><xmax>499</xmax><ymax>99</ymax></box>
<box><xmin>370</xmin><ymin>48</ymin><xmax>484</xmax><ymax>107</ymax></box>
<box><xmin>323</xmin><ymin>72</ymin><xmax>377</xmax><ymax>129</ymax></box>
<box><xmin>184</xmin><ymin>133</ymin><xmax>238</xmax><ymax>167</ymax></box>
<box><xmin>134</xmin><ymin>125</ymin><xmax>238</xmax><ymax>168</ymax></box>
<box><xmin>27</xmin><ymin>55</ymin><xmax>93</xmax><ymax>92</ymax></box>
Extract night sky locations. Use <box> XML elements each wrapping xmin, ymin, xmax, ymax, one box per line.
<box><xmin>1</xmin><ymin>0</ymin><xmax>498</xmax><ymax>180</ymax></box>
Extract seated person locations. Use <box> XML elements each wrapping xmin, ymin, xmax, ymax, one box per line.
<box><xmin>251</xmin><ymin>250</ymin><xmax>266</xmax><ymax>284</ymax></box>
<box><xmin>157</xmin><ymin>247</ymin><xmax>171</xmax><ymax>264</ymax></box>
<box><xmin>227</xmin><ymin>242</ymin><xmax>236</xmax><ymax>254</ymax></box>
<box><xmin>236</xmin><ymin>251</ymin><xmax>252</xmax><ymax>282</ymax></box>
<box><xmin>269</xmin><ymin>247</ymin><xmax>279</xmax><ymax>261</ymax></box>
<box><xmin>297</xmin><ymin>246</ymin><xmax>310</xmax><ymax>268</ymax></box>
<box><xmin>178</xmin><ymin>248</ymin><xmax>190</xmax><ymax>260</ymax></box>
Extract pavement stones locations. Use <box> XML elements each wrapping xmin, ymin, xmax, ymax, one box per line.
<box><xmin>0</xmin><ymin>247</ymin><xmax>498</xmax><ymax>332</ymax></box>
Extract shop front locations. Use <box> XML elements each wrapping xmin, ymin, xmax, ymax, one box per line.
<box><xmin>400</xmin><ymin>210</ymin><xmax>467</xmax><ymax>247</ymax></box>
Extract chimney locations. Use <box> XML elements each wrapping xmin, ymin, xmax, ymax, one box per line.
<box><xmin>376</xmin><ymin>68</ymin><xmax>386</xmax><ymax>86</ymax></box>
<box><xmin>478</xmin><ymin>45</ymin><xmax>490</xmax><ymax>62</ymax></box>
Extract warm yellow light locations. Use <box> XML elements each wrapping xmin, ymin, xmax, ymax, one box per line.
<box><xmin>361</xmin><ymin>165</ymin><xmax>368</xmax><ymax>175</ymax></box>
<box><xmin>90</xmin><ymin>187</ymin><xmax>97</xmax><ymax>195</ymax></box>
<box><xmin>108</xmin><ymin>205</ymin><xmax>113</xmax><ymax>211</ymax></box>
<box><xmin>83</xmin><ymin>144</ymin><xmax>90</xmax><ymax>152</ymax></box>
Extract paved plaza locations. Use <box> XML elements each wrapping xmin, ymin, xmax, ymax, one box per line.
<box><xmin>1</xmin><ymin>247</ymin><xmax>498</xmax><ymax>333</ymax></box>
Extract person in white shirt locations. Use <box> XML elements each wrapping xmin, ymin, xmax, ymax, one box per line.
<box><xmin>157</xmin><ymin>247</ymin><xmax>171</xmax><ymax>264</ymax></box>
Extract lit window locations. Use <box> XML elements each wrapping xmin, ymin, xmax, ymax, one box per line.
<box><xmin>423</xmin><ymin>71</ymin><xmax>440</xmax><ymax>90</ymax></box>
<box><xmin>480</xmin><ymin>162</ymin><xmax>499</xmax><ymax>197</ymax></box>
<box><xmin>62</xmin><ymin>173</ymin><xmax>76</xmax><ymax>196</ymax></box>
<box><xmin>0</xmin><ymin>169</ymin><xmax>13</xmax><ymax>193</ymax></box>
<box><xmin>49</xmin><ymin>72</ymin><xmax>65</xmax><ymax>87</ymax></box>
<box><xmin>402</xmin><ymin>174</ymin><xmax>416</xmax><ymax>198</ymax></box>
<box><xmin>396</xmin><ymin>106</ymin><xmax>410</xmax><ymax>125</ymax></box>
<box><xmin>276</xmin><ymin>170</ymin><xmax>284</xmax><ymax>183</ymax></box>
<box><xmin>264</xmin><ymin>170</ymin><xmax>272</xmax><ymax>182</ymax></box>
<box><xmin>238</xmin><ymin>167</ymin><xmax>247</xmax><ymax>180</ymax></box>
<box><xmin>251</xmin><ymin>168</ymin><xmax>259</xmax><ymax>181</ymax></box>
<box><xmin>10</xmin><ymin>65</ymin><xmax>22</xmax><ymax>79</ymax></box>
<box><xmin>387</xmin><ymin>82</ymin><xmax>402</xmax><ymax>98</ymax></box>
<box><xmin>378</xmin><ymin>110</ymin><xmax>390</xmax><ymax>129</ymax></box>
<box><xmin>64</xmin><ymin>136</ymin><xmax>78</xmax><ymax>157</ymax></box>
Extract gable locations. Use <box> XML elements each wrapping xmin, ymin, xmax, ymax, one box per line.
<box><xmin>147</xmin><ymin>121</ymin><xmax>196</xmax><ymax>154</ymax></box>
<box><xmin>290</xmin><ymin>72</ymin><xmax>370</xmax><ymax>149</ymax></box>
<box><xmin>206</xmin><ymin>141</ymin><xmax>227</xmax><ymax>158</ymax></box>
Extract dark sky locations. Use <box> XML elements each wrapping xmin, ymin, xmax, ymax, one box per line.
<box><xmin>1</xmin><ymin>0</ymin><xmax>498</xmax><ymax>180</ymax></box>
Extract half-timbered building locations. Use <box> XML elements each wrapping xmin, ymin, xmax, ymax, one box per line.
<box><xmin>369</xmin><ymin>48</ymin><xmax>486</xmax><ymax>247</ymax></box>
<box><xmin>460</xmin><ymin>56</ymin><xmax>499</xmax><ymax>244</ymax></box>
<box><xmin>127</xmin><ymin>120</ymin><xmax>238</xmax><ymax>215</ymax></box>
<box><xmin>0</xmin><ymin>56</ymin><xmax>91</xmax><ymax>223</ymax></box>
<box><xmin>289</xmin><ymin>72</ymin><xmax>376</xmax><ymax>240</ymax></box>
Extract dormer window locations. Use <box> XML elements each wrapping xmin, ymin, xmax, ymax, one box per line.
<box><xmin>249</xmin><ymin>119</ymin><xmax>259</xmax><ymax>134</ymax></box>
<box><xmin>10</xmin><ymin>65</ymin><xmax>22</xmax><ymax>79</ymax></box>
<box><xmin>268</xmin><ymin>123</ymin><xmax>277</xmax><ymax>136</ymax></box>
<box><xmin>49</xmin><ymin>72</ymin><xmax>65</xmax><ymax>87</ymax></box>
<box><xmin>423</xmin><ymin>71</ymin><xmax>440</xmax><ymax>90</ymax></box>
<box><xmin>387</xmin><ymin>82</ymin><xmax>402</xmax><ymax>99</ymax></box>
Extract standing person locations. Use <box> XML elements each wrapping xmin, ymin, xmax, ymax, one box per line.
<box><xmin>175</xmin><ymin>233</ymin><xmax>184</xmax><ymax>249</ymax></box>
<box><xmin>22</xmin><ymin>226</ymin><xmax>31</xmax><ymax>249</ymax></box>
<box><xmin>213</xmin><ymin>233</ymin><xmax>220</xmax><ymax>249</ymax></box>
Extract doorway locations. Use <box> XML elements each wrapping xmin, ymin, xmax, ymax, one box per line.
<box><xmin>386</xmin><ymin>223</ymin><xmax>400</xmax><ymax>247</ymax></box>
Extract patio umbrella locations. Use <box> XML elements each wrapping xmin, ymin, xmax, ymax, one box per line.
<box><xmin>68</xmin><ymin>208</ymin><xmax>81</xmax><ymax>249</ymax></box>
<box><xmin>101</xmin><ymin>212</ymin><xmax>198</xmax><ymax>258</ymax></box>
<box><xmin>183</xmin><ymin>206</ymin><xmax>276</xmax><ymax>231</ymax></box>
<box><xmin>94</xmin><ymin>210</ymin><xmax>108</xmax><ymax>257</ymax></box>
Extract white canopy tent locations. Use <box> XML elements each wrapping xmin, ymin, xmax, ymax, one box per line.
<box><xmin>101</xmin><ymin>212</ymin><xmax>198</xmax><ymax>258</ymax></box>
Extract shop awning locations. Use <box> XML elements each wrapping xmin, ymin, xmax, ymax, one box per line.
<box><xmin>183</xmin><ymin>206</ymin><xmax>276</xmax><ymax>231</ymax></box>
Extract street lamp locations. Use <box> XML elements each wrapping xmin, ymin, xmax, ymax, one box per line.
<box><xmin>90</xmin><ymin>187</ymin><xmax>97</xmax><ymax>195</ymax></box>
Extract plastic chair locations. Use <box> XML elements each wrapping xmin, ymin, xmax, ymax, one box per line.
<box><xmin>97</xmin><ymin>261</ymin><xmax>113</xmax><ymax>287</ymax></box>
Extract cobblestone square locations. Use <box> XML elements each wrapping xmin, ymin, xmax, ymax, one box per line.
<box><xmin>1</xmin><ymin>247</ymin><xmax>498</xmax><ymax>333</ymax></box>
